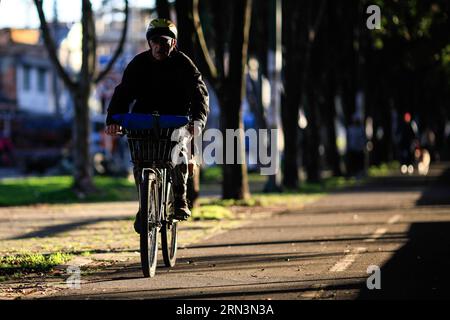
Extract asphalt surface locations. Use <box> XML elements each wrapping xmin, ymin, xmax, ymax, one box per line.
<box><xmin>46</xmin><ymin>163</ymin><xmax>450</xmax><ymax>300</ymax></box>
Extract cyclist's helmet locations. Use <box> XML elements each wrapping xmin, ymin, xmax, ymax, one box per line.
<box><xmin>146</xmin><ymin>18</ymin><xmax>178</xmax><ymax>41</ymax></box>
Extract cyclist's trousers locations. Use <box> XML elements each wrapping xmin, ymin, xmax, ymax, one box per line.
<box><xmin>132</xmin><ymin>144</ymin><xmax>189</xmax><ymax>201</ymax></box>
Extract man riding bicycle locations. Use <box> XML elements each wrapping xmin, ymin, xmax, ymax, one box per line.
<box><xmin>104</xmin><ymin>18</ymin><xmax>209</xmax><ymax>233</ymax></box>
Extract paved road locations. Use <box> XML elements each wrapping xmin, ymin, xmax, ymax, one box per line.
<box><xmin>47</xmin><ymin>163</ymin><xmax>450</xmax><ymax>300</ymax></box>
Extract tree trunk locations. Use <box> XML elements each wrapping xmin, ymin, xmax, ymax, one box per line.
<box><xmin>175</xmin><ymin>0</ymin><xmax>195</xmax><ymax>55</ymax></box>
<box><xmin>156</xmin><ymin>0</ymin><xmax>171</xmax><ymax>19</ymax></box>
<box><xmin>280</xmin><ymin>92</ymin><xmax>300</xmax><ymax>189</ymax></box>
<box><xmin>221</xmin><ymin>93</ymin><xmax>250</xmax><ymax>199</ymax></box>
<box><xmin>72</xmin><ymin>91</ymin><xmax>96</xmax><ymax>195</ymax></box>
<box><xmin>280</xmin><ymin>0</ymin><xmax>302</xmax><ymax>189</ymax></box>
<box><xmin>304</xmin><ymin>92</ymin><xmax>321</xmax><ymax>183</ymax></box>
<box><xmin>220</xmin><ymin>0</ymin><xmax>252</xmax><ymax>200</ymax></box>
<box><xmin>325</xmin><ymin>70</ymin><xmax>342</xmax><ymax>176</ymax></box>
<box><xmin>301</xmin><ymin>0</ymin><xmax>326</xmax><ymax>184</ymax></box>
<box><xmin>327</xmin><ymin>112</ymin><xmax>342</xmax><ymax>177</ymax></box>
<box><xmin>70</xmin><ymin>0</ymin><xmax>97</xmax><ymax>195</ymax></box>
<box><xmin>191</xmin><ymin>0</ymin><xmax>252</xmax><ymax>199</ymax></box>
<box><xmin>175</xmin><ymin>0</ymin><xmax>200</xmax><ymax>208</ymax></box>
<box><xmin>263</xmin><ymin>0</ymin><xmax>283</xmax><ymax>193</ymax></box>
<box><xmin>323</xmin><ymin>0</ymin><xmax>341</xmax><ymax>176</ymax></box>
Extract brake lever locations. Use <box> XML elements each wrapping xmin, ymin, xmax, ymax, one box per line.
<box><xmin>117</xmin><ymin>127</ymin><xmax>127</xmax><ymax>137</ymax></box>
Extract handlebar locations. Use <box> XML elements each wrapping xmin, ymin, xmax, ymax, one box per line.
<box><xmin>110</xmin><ymin>124</ymin><xmax>194</xmax><ymax>137</ymax></box>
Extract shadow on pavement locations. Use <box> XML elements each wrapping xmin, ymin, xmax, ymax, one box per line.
<box><xmin>7</xmin><ymin>216</ymin><xmax>129</xmax><ymax>240</ymax></box>
<box><xmin>333</xmin><ymin>175</ymin><xmax>433</xmax><ymax>194</ymax></box>
<box><xmin>358</xmin><ymin>221</ymin><xmax>450</xmax><ymax>299</ymax></box>
<box><xmin>185</xmin><ymin>233</ymin><xmax>407</xmax><ymax>249</ymax></box>
<box><xmin>416</xmin><ymin>167</ymin><xmax>450</xmax><ymax>206</ymax></box>
<box><xmin>75</xmin><ymin>250</ymin><xmax>351</xmax><ymax>285</ymax></box>
<box><xmin>358</xmin><ymin>166</ymin><xmax>450</xmax><ymax>299</ymax></box>
<box><xmin>45</xmin><ymin>277</ymin><xmax>367</xmax><ymax>300</ymax></box>
<box><xmin>161</xmin><ymin>282</ymin><xmax>362</xmax><ymax>300</ymax></box>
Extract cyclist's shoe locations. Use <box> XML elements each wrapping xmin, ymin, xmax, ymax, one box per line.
<box><xmin>133</xmin><ymin>211</ymin><xmax>141</xmax><ymax>234</ymax></box>
<box><xmin>173</xmin><ymin>198</ymin><xmax>191</xmax><ymax>221</ymax></box>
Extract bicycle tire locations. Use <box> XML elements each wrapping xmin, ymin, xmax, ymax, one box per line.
<box><xmin>139</xmin><ymin>171</ymin><xmax>159</xmax><ymax>278</ymax></box>
<box><xmin>161</xmin><ymin>182</ymin><xmax>178</xmax><ymax>267</ymax></box>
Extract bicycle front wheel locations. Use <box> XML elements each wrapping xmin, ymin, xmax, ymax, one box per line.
<box><xmin>161</xmin><ymin>182</ymin><xmax>178</xmax><ymax>267</ymax></box>
<box><xmin>139</xmin><ymin>171</ymin><xmax>159</xmax><ymax>278</ymax></box>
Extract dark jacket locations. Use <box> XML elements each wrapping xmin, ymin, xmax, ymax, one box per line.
<box><xmin>106</xmin><ymin>49</ymin><xmax>209</xmax><ymax>128</ymax></box>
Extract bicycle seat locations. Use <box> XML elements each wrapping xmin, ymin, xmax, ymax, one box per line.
<box><xmin>112</xmin><ymin>113</ymin><xmax>190</xmax><ymax>130</ymax></box>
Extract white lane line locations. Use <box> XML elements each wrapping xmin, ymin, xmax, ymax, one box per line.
<box><xmin>387</xmin><ymin>214</ymin><xmax>402</xmax><ymax>225</ymax></box>
<box><xmin>327</xmin><ymin>215</ymin><xmax>400</xmax><ymax>275</ymax></box>
<box><xmin>329</xmin><ymin>247</ymin><xmax>367</xmax><ymax>272</ymax></box>
<box><xmin>364</xmin><ymin>228</ymin><xmax>388</xmax><ymax>242</ymax></box>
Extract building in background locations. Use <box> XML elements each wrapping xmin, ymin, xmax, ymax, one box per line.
<box><xmin>0</xmin><ymin>6</ymin><xmax>157</xmax><ymax>172</ymax></box>
<box><xmin>0</xmin><ymin>26</ymin><xmax>71</xmax><ymax>169</ymax></box>
<box><xmin>0</xmin><ymin>26</ymin><xmax>72</xmax><ymax>137</ymax></box>
<box><xmin>0</xmin><ymin>27</ymin><xmax>71</xmax><ymax>115</ymax></box>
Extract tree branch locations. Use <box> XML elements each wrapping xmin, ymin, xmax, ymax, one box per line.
<box><xmin>175</xmin><ymin>0</ymin><xmax>194</xmax><ymax>56</ymax></box>
<box><xmin>228</xmin><ymin>0</ymin><xmax>252</xmax><ymax>100</ymax></box>
<box><xmin>192</xmin><ymin>0</ymin><xmax>218</xmax><ymax>80</ymax></box>
<box><xmin>312</xmin><ymin>0</ymin><xmax>326</xmax><ymax>41</ymax></box>
<box><xmin>94</xmin><ymin>0</ymin><xmax>129</xmax><ymax>84</ymax></box>
<box><xmin>33</xmin><ymin>0</ymin><xmax>77</xmax><ymax>90</ymax></box>
<box><xmin>301</xmin><ymin>0</ymin><xmax>326</xmax><ymax>94</ymax></box>
<box><xmin>88</xmin><ymin>3</ymin><xmax>97</xmax><ymax>82</ymax></box>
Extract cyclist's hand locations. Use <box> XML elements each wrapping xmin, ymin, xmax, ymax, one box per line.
<box><xmin>188</xmin><ymin>123</ymin><xmax>202</xmax><ymax>136</ymax></box>
<box><xmin>105</xmin><ymin>124</ymin><xmax>122</xmax><ymax>136</ymax></box>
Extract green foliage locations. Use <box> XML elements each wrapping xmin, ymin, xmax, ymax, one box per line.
<box><xmin>296</xmin><ymin>176</ymin><xmax>360</xmax><ymax>194</ymax></box>
<box><xmin>365</xmin><ymin>0</ymin><xmax>450</xmax><ymax>136</ymax></box>
<box><xmin>370</xmin><ymin>1</ymin><xmax>450</xmax><ymax>55</ymax></box>
<box><xmin>252</xmin><ymin>194</ymin><xmax>323</xmax><ymax>207</ymax></box>
<box><xmin>200</xmin><ymin>166</ymin><xmax>266</xmax><ymax>184</ymax></box>
<box><xmin>201</xmin><ymin>197</ymin><xmax>261</xmax><ymax>207</ymax></box>
<box><xmin>442</xmin><ymin>44</ymin><xmax>450</xmax><ymax>68</ymax></box>
<box><xmin>368</xmin><ymin>161</ymin><xmax>400</xmax><ymax>177</ymax></box>
<box><xmin>199</xmin><ymin>193</ymin><xmax>323</xmax><ymax>209</ymax></box>
<box><xmin>0</xmin><ymin>252</ymin><xmax>72</xmax><ymax>275</ymax></box>
<box><xmin>192</xmin><ymin>205</ymin><xmax>234</xmax><ymax>221</ymax></box>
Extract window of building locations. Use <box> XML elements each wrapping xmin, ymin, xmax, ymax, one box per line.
<box><xmin>37</xmin><ymin>67</ymin><xmax>47</xmax><ymax>92</ymax></box>
<box><xmin>23</xmin><ymin>65</ymin><xmax>31</xmax><ymax>91</ymax></box>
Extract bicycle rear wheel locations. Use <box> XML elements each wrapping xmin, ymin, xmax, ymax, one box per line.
<box><xmin>161</xmin><ymin>182</ymin><xmax>178</xmax><ymax>267</ymax></box>
<box><xmin>139</xmin><ymin>171</ymin><xmax>159</xmax><ymax>278</ymax></box>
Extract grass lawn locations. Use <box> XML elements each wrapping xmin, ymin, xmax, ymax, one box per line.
<box><xmin>0</xmin><ymin>252</ymin><xmax>72</xmax><ymax>277</ymax></box>
<box><xmin>199</xmin><ymin>175</ymin><xmax>359</xmax><ymax>208</ymax></box>
<box><xmin>368</xmin><ymin>161</ymin><xmax>400</xmax><ymax>177</ymax></box>
<box><xmin>0</xmin><ymin>176</ymin><xmax>137</xmax><ymax>207</ymax></box>
<box><xmin>0</xmin><ymin>174</ymin><xmax>353</xmax><ymax>207</ymax></box>
<box><xmin>0</xmin><ymin>162</ymin><xmax>397</xmax><ymax>207</ymax></box>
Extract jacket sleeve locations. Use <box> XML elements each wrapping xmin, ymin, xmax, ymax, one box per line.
<box><xmin>105</xmin><ymin>59</ymin><xmax>137</xmax><ymax>126</ymax></box>
<box><xmin>184</xmin><ymin>56</ymin><xmax>209</xmax><ymax>129</ymax></box>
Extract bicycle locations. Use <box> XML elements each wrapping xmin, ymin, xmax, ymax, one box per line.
<box><xmin>113</xmin><ymin>112</ymin><xmax>190</xmax><ymax>278</ymax></box>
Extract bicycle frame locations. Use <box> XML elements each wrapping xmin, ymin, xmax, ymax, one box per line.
<box><xmin>119</xmin><ymin>123</ymin><xmax>185</xmax><ymax>276</ymax></box>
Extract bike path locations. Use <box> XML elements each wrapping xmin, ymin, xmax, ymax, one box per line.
<box><xmin>43</xmin><ymin>163</ymin><xmax>450</xmax><ymax>300</ymax></box>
